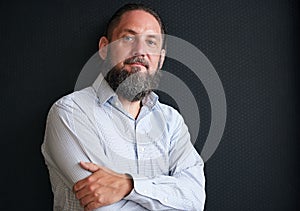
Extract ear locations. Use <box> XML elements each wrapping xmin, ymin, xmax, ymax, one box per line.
<box><xmin>158</xmin><ymin>49</ymin><xmax>166</xmax><ymax>69</ymax></box>
<box><xmin>98</xmin><ymin>36</ymin><xmax>109</xmax><ymax>60</ymax></box>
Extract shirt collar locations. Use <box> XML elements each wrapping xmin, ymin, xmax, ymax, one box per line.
<box><xmin>142</xmin><ymin>91</ymin><xmax>159</xmax><ymax>109</ymax></box>
<box><xmin>92</xmin><ymin>73</ymin><xmax>159</xmax><ymax>109</ymax></box>
<box><xmin>92</xmin><ymin>73</ymin><xmax>116</xmax><ymax>105</ymax></box>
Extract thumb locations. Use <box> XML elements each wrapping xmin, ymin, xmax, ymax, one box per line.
<box><xmin>79</xmin><ymin>161</ymin><xmax>100</xmax><ymax>172</ymax></box>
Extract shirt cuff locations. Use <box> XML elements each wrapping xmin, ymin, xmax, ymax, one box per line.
<box><xmin>123</xmin><ymin>174</ymin><xmax>172</xmax><ymax>207</ymax></box>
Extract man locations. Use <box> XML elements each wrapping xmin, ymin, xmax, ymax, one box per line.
<box><xmin>42</xmin><ymin>3</ymin><xmax>205</xmax><ymax>211</ymax></box>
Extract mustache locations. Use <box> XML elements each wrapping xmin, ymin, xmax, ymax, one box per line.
<box><xmin>124</xmin><ymin>56</ymin><xmax>149</xmax><ymax>70</ymax></box>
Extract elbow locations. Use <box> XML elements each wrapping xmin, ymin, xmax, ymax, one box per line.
<box><xmin>190</xmin><ymin>185</ymin><xmax>206</xmax><ymax>211</ymax></box>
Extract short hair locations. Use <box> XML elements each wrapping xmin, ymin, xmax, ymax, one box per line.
<box><xmin>105</xmin><ymin>3</ymin><xmax>167</xmax><ymax>49</ymax></box>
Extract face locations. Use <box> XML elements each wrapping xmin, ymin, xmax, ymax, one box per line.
<box><xmin>100</xmin><ymin>10</ymin><xmax>165</xmax><ymax>74</ymax></box>
<box><xmin>99</xmin><ymin>10</ymin><xmax>166</xmax><ymax>101</ymax></box>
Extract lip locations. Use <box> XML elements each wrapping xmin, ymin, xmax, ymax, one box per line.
<box><xmin>126</xmin><ymin>63</ymin><xmax>147</xmax><ymax>70</ymax></box>
<box><xmin>130</xmin><ymin>62</ymin><xmax>145</xmax><ymax>67</ymax></box>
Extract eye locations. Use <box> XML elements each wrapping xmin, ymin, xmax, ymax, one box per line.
<box><xmin>146</xmin><ymin>39</ymin><xmax>157</xmax><ymax>47</ymax></box>
<box><xmin>122</xmin><ymin>35</ymin><xmax>134</xmax><ymax>42</ymax></box>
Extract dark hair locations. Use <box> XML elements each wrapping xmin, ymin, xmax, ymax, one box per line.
<box><xmin>105</xmin><ymin>3</ymin><xmax>167</xmax><ymax>49</ymax></box>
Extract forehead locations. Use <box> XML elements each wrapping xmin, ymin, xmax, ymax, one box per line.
<box><xmin>111</xmin><ymin>10</ymin><xmax>162</xmax><ymax>37</ymax></box>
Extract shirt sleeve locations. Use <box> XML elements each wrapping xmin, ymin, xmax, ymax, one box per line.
<box><xmin>42</xmin><ymin>95</ymin><xmax>116</xmax><ymax>188</ymax></box>
<box><xmin>42</xmin><ymin>95</ymin><xmax>149</xmax><ymax>210</ymax></box>
<box><xmin>124</xmin><ymin>114</ymin><xmax>206</xmax><ymax>211</ymax></box>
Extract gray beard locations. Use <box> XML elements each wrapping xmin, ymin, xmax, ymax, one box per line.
<box><xmin>105</xmin><ymin>65</ymin><xmax>161</xmax><ymax>102</ymax></box>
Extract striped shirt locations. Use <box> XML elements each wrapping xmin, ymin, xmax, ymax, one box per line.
<box><xmin>42</xmin><ymin>73</ymin><xmax>205</xmax><ymax>210</ymax></box>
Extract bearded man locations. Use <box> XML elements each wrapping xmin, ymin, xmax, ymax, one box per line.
<box><xmin>42</xmin><ymin>3</ymin><xmax>205</xmax><ymax>211</ymax></box>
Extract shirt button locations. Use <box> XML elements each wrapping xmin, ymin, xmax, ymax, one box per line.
<box><xmin>141</xmin><ymin>147</ymin><xmax>145</xmax><ymax>152</ymax></box>
<box><xmin>164</xmin><ymin>198</ymin><xmax>168</xmax><ymax>203</ymax></box>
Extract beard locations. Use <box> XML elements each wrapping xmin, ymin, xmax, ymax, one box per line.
<box><xmin>104</xmin><ymin>57</ymin><xmax>161</xmax><ymax>102</ymax></box>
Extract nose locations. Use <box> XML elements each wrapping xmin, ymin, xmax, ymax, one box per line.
<box><xmin>132</xmin><ymin>38</ymin><xmax>146</xmax><ymax>57</ymax></box>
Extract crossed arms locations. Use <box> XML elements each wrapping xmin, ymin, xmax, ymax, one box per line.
<box><xmin>42</xmin><ymin>95</ymin><xmax>205</xmax><ymax>210</ymax></box>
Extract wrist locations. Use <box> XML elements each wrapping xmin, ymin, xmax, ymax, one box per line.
<box><xmin>123</xmin><ymin>173</ymin><xmax>133</xmax><ymax>197</ymax></box>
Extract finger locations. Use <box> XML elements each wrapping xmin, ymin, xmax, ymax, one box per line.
<box><xmin>73</xmin><ymin>179</ymin><xmax>87</xmax><ymax>192</ymax></box>
<box><xmin>74</xmin><ymin>168</ymin><xmax>104</xmax><ymax>192</ymax></box>
<box><xmin>79</xmin><ymin>193</ymin><xmax>98</xmax><ymax>207</ymax></box>
<box><xmin>80</xmin><ymin>161</ymin><xmax>100</xmax><ymax>172</ymax></box>
<box><xmin>74</xmin><ymin>175</ymin><xmax>95</xmax><ymax>192</ymax></box>
<box><xmin>75</xmin><ymin>186</ymin><xmax>91</xmax><ymax>200</ymax></box>
<box><xmin>81</xmin><ymin>186</ymin><xmax>110</xmax><ymax>210</ymax></box>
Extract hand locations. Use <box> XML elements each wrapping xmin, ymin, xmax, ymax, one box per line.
<box><xmin>73</xmin><ymin>162</ymin><xmax>133</xmax><ymax>211</ymax></box>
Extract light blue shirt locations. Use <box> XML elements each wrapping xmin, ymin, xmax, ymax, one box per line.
<box><xmin>42</xmin><ymin>73</ymin><xmax>205</xmax><ymax>210</ymax></box>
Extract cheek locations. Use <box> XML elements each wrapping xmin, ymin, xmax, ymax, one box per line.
<box><xmin>110</xmin><ymin>48</ymin><xmax>132</xmax><ymax>65</ymax></box>
<box><xmin>149</xmin><ymin>55</ymin><xmax>161</xmax><ymax>68</ymax></box>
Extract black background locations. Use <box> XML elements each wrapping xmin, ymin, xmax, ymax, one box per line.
<box><xmin>0</xmin><ymin>0</ymin><xmax>299</xmax><ymax>210</ymax></box>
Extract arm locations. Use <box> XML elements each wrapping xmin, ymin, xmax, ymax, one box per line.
<box><xmin>74</xmin><ymin>162</ymin><xmax>133</xmax><ymax>210</ymax></box>
<box><xmin>124</xmin><ymin>115</ymin><xmax>206</xmax><ymax>211</ymax></box>
<box><xmin>42</xmin><ymin>96</ymin><xmax>114</xmax><ymax>187</ymax></box>
<box><xmin>74</xmin><ymin>112</ymin><xmax>205</xmax><ymax>211</ymax></box>
<box><xmin>42</xmin><ymin>95</ymin><xmax>145</xmax><ymax>210</ymax></box>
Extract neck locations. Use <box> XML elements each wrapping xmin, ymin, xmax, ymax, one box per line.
<box><xmin>118</xmin><ymin>96</ymin><xmax>141</xmax><ymax>119</ymax></box>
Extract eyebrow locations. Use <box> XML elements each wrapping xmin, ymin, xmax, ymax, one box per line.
<box><xmin>122</xmin><ymin>29</ymin><xmax>161</xmax><ymax>39</ymax></box>
<box><xmin>122</xmin><ymin>29</ymin><xmax>138</xmax><ymax>34</ymax></box>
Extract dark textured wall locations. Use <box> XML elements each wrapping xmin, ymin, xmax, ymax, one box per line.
<box><xmin>0</xmin><ymin>0</ymin><xmax>298</xmax><ymax>210</ymax></box>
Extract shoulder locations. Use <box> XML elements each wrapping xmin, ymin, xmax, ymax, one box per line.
<box><xmin>155</xmin><ymin>101</ymin><xmax>185</xmax><ymax>127</ymax></box>
<box><xmin>154</xmin><ymin>101</ymin><xmax>191</xmax><ymax>146</ymax></box>
<box><xmin>45</xmin><ymin>87</ymin><xmax>100</xmax><ymax>135</ymax></box>
<box><xmin>49</xmin><ymin>87</ymin><xmax>96</xmax><ymax>116</ymax></box>
<box><xmin>156</xmin><ymin>100</ymin><xmax>181</xmax><ymax>117</ymax></box>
